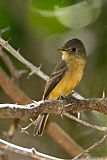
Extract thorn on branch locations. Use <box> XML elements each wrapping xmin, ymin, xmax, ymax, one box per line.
<box><xmin>18</xmin><ymin>124</ymin><xmax>29</xmax><ymax>134</ymax></box>
<box><xmin>102</xmin><ymin>89</ymin><xmax>106</xmax><ymax>98</ymax></box>
<box><xmin>6</xmin><ymin>37</ymin><xmax>12</xmax><ymax>43</ymax></box>
<box><xmin>18</xmin><ymin>119</ymin><xmax>37</xmax><ymax>135</ymax></box>
<box><xmin>77</xmin><ymin>112</ymin><xmax>81</xmax><ymax>119</ymax></box>
<box><xmin>31</xmin><ymin>148</ymin><xmax>37</xmax><ymax>155</ymax></box>
<box><xmin>28</xmin><ymin>63</ymin><xmax>43</xmax><ymax>78</ymax></box>
<box><xmin>0</xmin><ymin>27</ymin><xmax>10</xmax><ymax>35</ymax></box>
<box><xmin>17</xmin><ymin>48</ymin><xmax>20</xmax><ymax>53</ymax></box>
<box><xmin>0</xmin><ymin>36</ymin><xmax>49</xmax><ymax>81</ymax></box>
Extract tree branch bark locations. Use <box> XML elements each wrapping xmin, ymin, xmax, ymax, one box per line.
<box><xmin>0</xmin><ymin>97</ymin><xmax>107</xmax><ymax>119</ymax></box>
<box><xmin>0</xmin><ymin>138</ymin><xmax>64</xmax><ymax>160</ymax></box>
<box><xmin>0</xmin><ymin>37</ymin><xmax>49</xmax><ymax>81</ymax></box>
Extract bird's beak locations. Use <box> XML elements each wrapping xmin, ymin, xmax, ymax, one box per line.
<box><xmin>57</xmin><ymin>48</ymin><xmax>67</xmax><ymax>54</ymax></box>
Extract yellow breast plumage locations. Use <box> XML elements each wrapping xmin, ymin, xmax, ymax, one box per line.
<box><xmin>48</xmin><ymin>58</ymin><xmax>85</xmax><ymax>100</ymax></box>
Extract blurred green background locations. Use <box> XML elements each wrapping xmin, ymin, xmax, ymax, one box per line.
<box><xmin>0</xmin><ymin>0</ymin><xmax>107</xmax><ymax>159</ymax></box>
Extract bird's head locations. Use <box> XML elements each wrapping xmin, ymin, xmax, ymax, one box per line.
<box><xmin>57</xmin><ymin>38</ymin><xmax>86</xmax><ymax>62</ymax></box>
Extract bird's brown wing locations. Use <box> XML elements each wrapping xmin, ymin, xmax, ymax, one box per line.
<box><xmin>43</xmin><ymin>60</ymin><xmax>68</xmax><ymax>100</ymax></box>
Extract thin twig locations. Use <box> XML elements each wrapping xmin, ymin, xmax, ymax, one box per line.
<box><xmin>64</xmin><ymin>112</ymin><xmax>107</xmax><ymax>132</ymax></box>
<box><xmin>0</xmin><ymin>46</ymin><xmax>27</xmax><ymax>83</ymax></box>
<box><xmin>0</xmin><ymin>46</ymin><xmax>18</xmax><ymax>78</ymax></box>
<box><xmin>0</xmin><ymin>37</ymin><xmax>49</xmax><ymax>81</ymax></box>
<box><xmin>0</xmin><ymin>27</ymin><xmax>10</xmax><ymax>35</ymax></box>
<box><xmin>73</xmin><ymin>134</ymin><xmax>107</xmax><ymax>160</ymax></box>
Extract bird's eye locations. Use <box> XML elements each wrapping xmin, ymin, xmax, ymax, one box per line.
<box><xmin>72</xmin><ymin>48</ymin><xmax>76</xmax><ymax>52</ymax></box>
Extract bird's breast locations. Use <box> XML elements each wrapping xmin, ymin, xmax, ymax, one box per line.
<box><xmin>48</xmin><ymin>59</ymin><xmax>85</xmax><ymax>100</ymax></box>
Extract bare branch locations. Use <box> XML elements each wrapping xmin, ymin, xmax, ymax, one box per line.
<box><xmin>0</xmin><ymin>97</ymin><xmax>107</xmax><ymax>119</ymax></box>
<box><xmin>64</xmin><ymin>112</ymin><xmax>107</xmax><ymax>132</ymax></box>
<box><xmin>0</xmin><ymin>37</ymin><xmax>49</xmax><ymax>81</ymax></box>
<box><xmin>0</xmin><ymin>98</ymin><xmax>107</xmax><ymax>133</ymax></box>
<box><xmin>0</xmin><ymin>138</ymin><xmax>107</xmax><ymax>160</ymax></box>
<box><xmin>73</xmin><ymin>134</ymin><xmax>107</xmax><ymax>160</ymax></box>
<box><xmin>0</xmin><ymin>46</ymin><xmax>21</xmax><ymax>81</ymax></box>
<box><xmin>0</xmin><ymin>138</ymin><xmax>64</xmax><ymax>160</ymax></box>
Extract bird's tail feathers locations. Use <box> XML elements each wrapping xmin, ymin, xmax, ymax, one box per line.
<box><xmin>33</xmin><ymin>114</ymin><xmax>49</xmax><ymax>136</ymax></box>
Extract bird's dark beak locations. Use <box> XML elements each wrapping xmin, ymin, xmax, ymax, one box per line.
<box><xmin>57</xmin><ymin>48</ymin><xmax>67</xmax><ymax>54</ymax></box>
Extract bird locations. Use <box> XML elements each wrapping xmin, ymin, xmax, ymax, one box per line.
<box><xmin>34</xmin><ymin>38</ymin><xmax>86</xmax><ymax>136</ymax></box>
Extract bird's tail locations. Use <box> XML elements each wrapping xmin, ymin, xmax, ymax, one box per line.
<box><xmin>33</xmin><ymin>114</ymin><xmax>49</xmax><ymax>136</ymax></box>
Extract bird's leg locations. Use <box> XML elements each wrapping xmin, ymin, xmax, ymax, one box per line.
<box><xmin>58</xmin><ymin>94</ymin><xmax>68</xmax><ymax>100</ymax></box>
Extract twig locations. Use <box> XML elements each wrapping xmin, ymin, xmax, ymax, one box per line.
<box><xmin>0</xmin><ymin>27</ymin><xmax>10</xmax><ymax>35</ymax></box>
<box><xmin>0</xmin><ymin>37</ymin><xmax>49</xmax><ymax>81</ymax></box>
<box><xmin>0</xmin><ymin>46</ymin><xmax>27</xmax><ymax>83</ymax></box>
<box><xmin>0</xmin><ymin>138</ymin><xmax>64</xmax><ymax>160</ymax></box>
<box><xmin>0</xmin><ymin>137</ymin><xmax>107</xmax><ymax>160</ymax></box>
<box><xmin>64</xmin><ymin>112</ymin><xmax>107</xmax><ymax>132</ymax></box>
<box><xmin>73</xmin><ymin>134</ymin><xmax>107</xmax><ymax>160</ymax></box>
<box><xmin>19</xmin><ymin>119</ymin><xmax>36</xmax><ymax>134</ymax></box>
<box><xmin>0</xmin><ymin>46</ymin><xmax>19</xmax><ymax>79</ymax></box>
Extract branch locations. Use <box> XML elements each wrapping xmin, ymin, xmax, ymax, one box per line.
<box><xmin>0</xmin><ymin>138</ymin><xmax>107</xmax><ymax>160</ymax></box>
<box><xmin>64</xmin><ymin>112</ymin><xmax>107</xmax><ymax>132</ymax></box>
<box><xmin>0</xmin><ymin>138</ymin><xmax>64</xmax><ymax>160</ymax></box>
<box><xmin>0</xmin><ymin>37</ymin><xmax>49</xmax><ymax>81</ymax></box>
<box><xmin>0</xmin><ymin>46</ymin><xmax>26</xmax><ymax>83</ymax></box>
<box><xmin>0</xmin><ymin>98</ymin><xmax>107</xmax><ymax>133</ymax></box>
<box><xmin>73</xmin><ymin>134</ymin><xmax>107</xmax><ymax>160</ymax></box>
<box><xmin>0</xmin><ymin>97</ymin><xmax>107</xmax><ymax>119</ymax></box>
